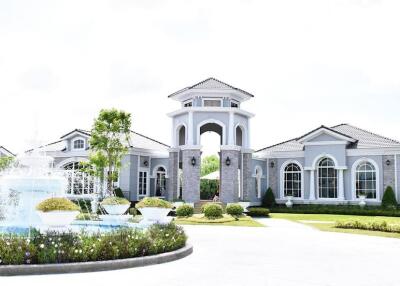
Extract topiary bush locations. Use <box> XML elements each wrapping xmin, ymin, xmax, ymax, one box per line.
<box><xmin>36</xmin><ymin>198</ymin><xmax>80</xmax><ymax>212</ymax></box>
<box><xmin>262</xmin><ymin>187</ymin><xmax>276</xmax><ymax>208</ymax></box>
<box><xmin>101</xmin><ymin>196</ymin><xmax>130</xmax><ymax>205</ymax></box>
<box><xmin>382</xmin><ymin>186</ymin><xmax>398</xmax><ymax>209</ymax></box>
<box><xmin>176</xmin><ymin>204</ymin><xmax>194</xmax><ymax>217</ymax></box>
<box><xmin>247</xmin><ymin>207</ymin><xmax>270</xmax><ymax>217</ymax></box>
<box><xmin>202</xmin><ymin>203</ymin><xmax>223</xmax><ymax>219</ymax></box>
<box><xmin>136</xmin><ymin>197</ymin><xmax>172</xmax><ymax>209</ymax></box>
<box><xmin>226</xmin><ymin>204</ymin><xmax>244</xmax><ymax>217</ymax></box>
<box><xmin>113</xmin><ymin>187</ymin><xmax>126</xmax><ymax>198</ymax></box>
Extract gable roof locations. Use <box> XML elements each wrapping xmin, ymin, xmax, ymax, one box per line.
<box><xmin>168</xmin><ymin>77</ymin><xmax>255</xmax><ymax>99</ymax></box>
<box><xmin>0</xmin><ymin>146</ymin><xmax>15</xmax><ymax>157</ymax></box>
<box><xmin>255</xmin><ymin>124</ymin><xmax>400</xmax><ymax>156</ymax></box>
<box><xmin>297</xmin><ymin>125</ymin><xmax>357</xmax><ymax>143</ymax></box>
<box><xmin>60</xmin><ymin>129</ymin><xmax>91</xmax><ymax>139</ymax></box>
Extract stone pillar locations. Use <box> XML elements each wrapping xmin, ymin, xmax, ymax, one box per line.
<box><xmin>268</xmin><ymin>159</ymin><xmax>278</xmax><ymax>197</ymax></box>
<box><xmin>242</xmin><ymin>150</ymin><xmax>253</xmax><ymax>201</ymax></box>
<box><xmin>338</xmin><ymin>169</ymin><xmax>345</xmax><ymax>200</ymax></box>
<box><xmin>220</xmin><ymin>146</ymin><xmax>240</xmax><ymax>203</ymax></box>
<box><xmin>383</xmin><ymin>155</ymin><xmax>395</xmax><ymax>197</ymax></box>
<box><xmin>181</xmin><ymin>147</ymin><xmax>201</xmax><ymax>203</ymax></box>
<box><xmin>309</xmin><ymin>169</ymin><xmax>315</xmax><ymax>200</ymax></box>
<box><xmin>167</xmin><ymin>148</ymin><xmax>179</xmax><ymax>201</ymax></box>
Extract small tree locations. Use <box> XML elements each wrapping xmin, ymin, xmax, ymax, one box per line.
<box><xmin>82</xmin><ymin>108</ymin><xmax>131</xmax><ymax>197</ymax></box>
<box><xmin>0</xmin><ymin>156</ymin><xmax>14</xmax><ymax>172</ymax></box>
<box><xmin>382</xmin><ymin>186</ymin><xmax>397</xmax><ymax>209</ymax></box>
<box><xmin>262</xmin><ymin>187</ymin><xmax>276</xmax><ymax>208</ymax></box>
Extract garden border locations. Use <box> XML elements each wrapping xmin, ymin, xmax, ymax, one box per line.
<box><xmin>0</xmin><ymin>244</ymin><xmax>193</xmax><ymax>276</ymax></box>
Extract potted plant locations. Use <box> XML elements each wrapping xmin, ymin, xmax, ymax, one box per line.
<box><xmin>100</xmin><ymin>196</ymin><xmax>131</xmax><ymax>215</ymax></box>
<box><xmin>36</xmin><ymin>197</ymin><xmax>80</xmax><ymax>227</ymax></box>
<box><xmin>285</xmin><ymin>195</ymin><xmax>293</xmax><ymax>208</ymax></box>
<box><xmin>358</xmin><ymin>191</ymin><xmax>367</xmax><ymax>208</ymax></box>
<box><xmin>136</xmin><ymin>197</ymin><xmax>172</xmax><ymax>223</ymax></box>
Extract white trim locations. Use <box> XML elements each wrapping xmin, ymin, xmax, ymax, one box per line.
<box><xmin>175</xmin><ymin>123</ymin><xmax>187</xmax><ymax>147</ymax></box>
<box><xmin>350</xmin><ymin>157</ymin><xmax>380</xmax><ymax>202</ymax></box>
<box><xmin>234</xmin><ymin>123</ymin><xmax>248</xmax><ymax>148</ymax></box>
<box><xmin>347</xmin><ymin>148</ymin><xmax>400</xmax><ymax>156</ymax></box>
<box><xmin>316</xmin><ymin>156</ymin><xmax>339</xmax><ymax>200</ymax></box>
<box><xmin>151</xmin><ymin>164</ymin><xmax>168</xmax><ymax>178</ymax></box>
<box><xmin>395</xmin><ymin>154</ymin><xmax>398</xmax><ymax>200</ymax></box>
<box><xmin>196</xmin><ymin>118</ymin><xmax>227</xmax><ymax>145</ymax></box>
<box><xmin>168</xmin><ymin>89</ymin><xmax>253</xmax><ymax>103</ymax></box>
<box><xmin>298</xmin><ymin>128</ymin><xmax>356</xmax><ymax>144</ymax></box>
<box><xmin>303</xmin><ymin>141</ymin><xmax>348</xmax><ymax>146</ymax></box>
<box><xmin>202</xmin><ymin>97</ymin><xmax>223</xmax><ymax>107</ymax></box>
<box><xmin>260</xmin><ymin>151</ymin><xmax>305</xmax><ymax>159</ymax></box>
<box><xmin>137</xmin><ymin>167</ymin><xmax>149</xmax><ymax>198</ymax></box>
<box><xmin>55</xmin><ymin>157</ymin><xmax>88</xmax><ymax>169</ymax></box>
<box><xmin>254</xmin><ymin>165</ymin><xmax>263</xmax><ymax>199</ymax></box>
<box><xmin>279</xmin><ymin>160</ymin><xmax>304</xmax><ymax>200</ymax></box>
<box><xmin>61</xmin><ymin>130</ymin><xmax>90</xmax><ymax>140</ymax></box>
<box><xmin>167</xmin><ymin>107</ymin><xmax>255</xmax><ymax>118</ymax></box>
<box><xmin>71</xmin><ymin>137</ymin><xmax>86</xmax><ymax>151</ymax></box>
<box><xmin>311</xmin><ymin>153</ymin><xmax>339</xmax><ymax>170</ymax></box>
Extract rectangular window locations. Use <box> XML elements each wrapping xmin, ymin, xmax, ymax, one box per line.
<box><xmin>203</xmin><ymin>99</ymin><xmax>221</xmax><ymax>107</ymax></box>
<box><xmin>139</xmin><ymin>171</ymin><xmax>148</xmax><ymax>196</ymax></box>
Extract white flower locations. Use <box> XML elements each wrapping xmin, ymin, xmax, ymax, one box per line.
<box><xmin>79</xmin><ymin>249</ymin><xmax>82</xmax><ymax>254</ymax></box>
<box><xmin>26</xmin><ymin>239</ymin><xmax>30</xmax><ymax>244</ymax></box>
<box><xmin>74</xmin><ymin>249</ymin><xmax>78</xmax><ymax>253</ymax></box>
<box><xmin>54</xmin><ymin>244</ymin><xmax>58</xmax><ymax>248</ymax></box>
<box><xmin>6</xmin><ymin>242</ymin><xmax>10</xmax><ymax>246</ymax></box>
<box><xmin>0</xmin><ymin>259</ymin><xmax>2</xmax><ymax>263</ymax></box>
<box><xmin>40</xmin><ymin>244</ymin><xmax>45</xmax><ymax>249</ymax></box>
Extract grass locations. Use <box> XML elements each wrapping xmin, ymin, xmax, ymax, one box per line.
<box><xmin>270</xmin><ymin>213</ymin><xmax>400</xmax><ymax>239</ymax></box>
<box><xmin>175</xmin><ymin>214</ymin><xmax>264</xmax><ymax>227</ymax></box>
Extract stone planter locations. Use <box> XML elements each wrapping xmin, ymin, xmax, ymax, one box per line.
<box><xmin>285</xmin><ymin>196</ymin><xmax>293</xmax><ymax>208</ymax></box>
<box><xmin>138</xmin><ymin>207</ymin><xmax>172</xmax><ymax>223</ymax></box>
<box><xmin>358</xmin><ymin>195</ymin><xmax>367</xmax><ymax>208</ymax></box>
<box><xmin>102</xmin><ymin>204</ymin><xmax>130</xmax><ymax>215</ymax></box>
<box><xmin>37</xmin><ymin>210</ymin><xmax>80</xmax><ymax>227</ymax></box>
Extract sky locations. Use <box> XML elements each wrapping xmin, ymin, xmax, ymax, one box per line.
<box><xmin>0</xmin><ymin>0</ymin><xmax>400</xmax><ymax>155</ymax></box>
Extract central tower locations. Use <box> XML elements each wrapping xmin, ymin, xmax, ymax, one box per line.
<box><xmin>167</xmin><ymin>78</ymin><xmax>254</xmax><ymax>203</ymax></box>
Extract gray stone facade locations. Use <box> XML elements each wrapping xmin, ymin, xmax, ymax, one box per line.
<box><xmin>220</xmin><ymin>149</ymin><xmax>240</xmax><ymax>203</ymax></box>
<box><xmin>383</xmin><ymin>155</ymin><xmax>395</xmax><ymax>194</ymax></box>
<box><xmin>181</xmin><ymin>148</ymin><xmax>201</xmax><ymax>203</ymax></box>
<box><xmin>167</xmin><ymin>150</ymin><xmax>179</xmax><ymax>201</ymax></box>
<box><xmin>242</xmin><ymin>152</ymin><xmax>253</xmax><ymax>201</ymax></box>
<box><xmin>268</xmin><ymin>159</ymin><xmax>278</xmax><ymax>198</ymax></box>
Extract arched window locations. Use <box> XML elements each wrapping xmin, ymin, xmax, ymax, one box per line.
<box><xmin>73</xmin><ymin>139</ymin><xmax>84</xmax><ymax>150</ymax></box>
<box><xmin>236</xmin><ymin>126</ymin><xmax>243</xmax><ymax>146</ymax></box>
<box><xmin>356</xmin><ymin>162</ymin><xmax>377</xmax><ymax>199</ymax></box>
<box><xmin>284</xmin><ymin>163</ymin><xmax>302</xmax><ymax>197</ymax></box>
<box><xmin>255</xmin><ymin>167</ymin><xmax>262</xmax><ymax>198</ymax></box>
<box><xmin>63</xmin><ymin>161</ymin><xmax>81</xmax><ymax>170</ymax></box>
<box><xmin>178</xmin><ymin>126</ymin><xmax>186</xmax><ymax>146</ymax></box>
<box><xmin>156</xmin><ymin>167</ymin><xmax>166</xmax><ymax>197</ymax></box>
<box><xmin>318</xmin><ymin>158</ymin><xmax>337</xmax><ymax>198</ymax></box>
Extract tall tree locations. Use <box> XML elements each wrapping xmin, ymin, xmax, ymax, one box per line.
<box><xmin>82</xmin><ymin>108</ymin><xmax>131</xmax><ymax>197</ymax></box>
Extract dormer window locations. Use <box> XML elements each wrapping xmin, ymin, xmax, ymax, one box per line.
<box><xmin>203</xmin><ymin>99</ymin><xmax>222</xmax><ymax>107</ymax></box>
<box><xmin>73</xmin><ymin>139</ymin><xmax>85</xmax><ymax>150</ymax></box>
<box><xmin>231</xmin><ymin>100</ymin><xmax>239</xmax><ymax>108</ymax></box>
<box><xmin>183</xmin><ymin>101</ymin><xmax>192</xmax><ymax>107</ymax></box>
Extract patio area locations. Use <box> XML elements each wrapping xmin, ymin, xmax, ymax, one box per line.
<box><xmin>5</xmin><ymin>218</ymin><xmax>400</xmax><ymax>286</ymax></box>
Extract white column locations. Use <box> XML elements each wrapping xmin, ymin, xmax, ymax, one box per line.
<box><xmin>188</xmin><ymin>111</ymin><xmax>193</xmax><ymax>145</ymax></box>
<box><xmin>338</xmin><ymin>169</ymin><xmax>345</xmax><ymax>200</ymax></box>
<box><xmin>228</xmin><ymin>111</ymin><xmax>234</xmax><ymax>145</ymax></box>
<box><xmin>309</xmin><ymin>169</ymin><xmax>315</xmax><ymax>200</ymax></box>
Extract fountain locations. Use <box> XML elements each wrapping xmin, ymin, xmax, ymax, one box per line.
<box><xmin>0</xmin><ymin>148</ymin><xmax>67</xmax><ymax>229</ymax></box>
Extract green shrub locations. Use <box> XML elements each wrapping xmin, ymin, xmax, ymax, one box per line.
<box><xmin>335</xmin><ymin>220</ymin><xmax>400</xmax><ymax>233</ymax></box>
<box><xmin>176</xmin><ymin>204</ymin><xmax>194</xmax><ymax>217</ymax></box>
<box><xmin>36</xmin><ymin>198</ymin><xmax>80</xmax><ymax>212</ymax></box>
<box><xmin>136</xmin><ymin>197</ymin><xmax>172</xmax><ymax>209</ymax></box>
<box><xmin>226</xmin><ymin>204</ymin><xmax>244</xmax><ymax>217</ymax></box>
<box><xmin>129</xmin><ymin>207</ymin><xmax>137</xmax><ymax>216</ymax></box>
<box><xmin>113</xmin><ymin>187</ymin><xmax>125</xmax><ymax>198</ymax></box>
<box><xmin>101</xmin><ymin>196</ymin><xmax>130</xmax><ymax>205</ymax></box>
<box><xmin>202</xmin><ymin>203</ymin><xmax>223</xmax><ymax>219</ymax></box>
<box><xmin>0</xmin><ymin>223</ymin><xmax>186</xmax><ymax>265</ymax></box>
<box><xmin>382</xmin><ymin>186</ymin><xmax>398</xmax><ymax>209</ymax></box>
<box><xmin>247</xmin><ymin>207</ymin><xmax>270</xmax><ymax>217</ymax></box>
<box><xmin>262</xmin><ymin>187</ymin><xmax>276</xmax><ymax>208</ymax></box>
<box><xmin>71</xmin><ymin>199</ymin><xmax>92</xmax><ymax>213</ymax></box>
<box><xmin>270</xmin><ymin>204</ymin><xmax>400</xmax><ymax>217</ymax></box>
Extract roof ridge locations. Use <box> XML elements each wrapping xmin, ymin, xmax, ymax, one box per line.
<box><xmin>0</xmin><ymin>146</ymin><xmax>15</xmax><ymax>156</ymax></box>
<box><xmin>333</xmin><ymin>123</ymin><xmax>400</xmax><ymax>145</ymax></box>
<box><xmin>130</xmin><ymin>130</ymin><xmax>170</xmax><ymax>148</ymax></box>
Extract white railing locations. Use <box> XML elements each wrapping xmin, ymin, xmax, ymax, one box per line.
<box><xmin>63</xmin><ymin>170</ymin><xmax>103</xmax><ymax>199</ymax></box>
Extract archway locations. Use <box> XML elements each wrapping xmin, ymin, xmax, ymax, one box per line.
<box><xmin>199</xmin><ymin>122</ymin><xmax>223</xmax><ymax>201</ymax></box>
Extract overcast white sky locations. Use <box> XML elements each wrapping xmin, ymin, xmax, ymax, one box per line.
<box><xmin>1</xmin><ymin>0</ymin><xmax>400</xmax><ymax>155</ymax></box>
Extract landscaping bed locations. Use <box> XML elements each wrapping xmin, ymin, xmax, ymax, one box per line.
<box><xmin>175</xmin><ymin>214</ymin><xmax>263</xmax><ymax>227</ymax></box>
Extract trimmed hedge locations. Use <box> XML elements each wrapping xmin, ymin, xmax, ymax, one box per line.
<box><xmin>36</xmin><ymin>198</ymin><xmax>80</xmax><ymax>212</ymax></box>
<box><xmin>335</xmin><ymin>220</ymin><xmax>400</xmax><ymax>233</ymax></box>
<box><xmin>247</xmin><ymin>207</ymin><xmax>270</xmax><ymax>217</ymax></box>
<box><xmin>226</xmin><ymin>204</ymin><xmax>244</xmax><ymax>217</ymax></box>
<box><xmin>202</xmin><ymin>203</ymin><xmax>223</xmax><ymax>219</ymax></box>
<box><xmin>382</xmin><ymin>186</ymin><xmax>398</xmax><ymax>209</ymax></box>
<box><xmin>136</xmin><ymin>197</ymin><xmax>172</xmax><ymax>209</ymax></box>
<box><xmin>176</xmin><ymin>204</ymin><xmax>194</xmax><ymax>217</ymax></box>
<box><xmin>270</xmin><ymin>204</ymin><xmax>400</xmax><ymax>217</ymax></box>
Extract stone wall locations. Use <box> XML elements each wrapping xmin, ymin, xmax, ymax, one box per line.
<box><xmin>383</xmin><ymin>155</ymin><xmax>395</xmax><ymax>196</ymax></box>
<box><xmin>242</xmin><ymin>152</ymin><xmax>253</xmax><ymax>201</ymax></box>
<box><xmin>220</xmin><ymin>149</ymin><xmax>240</xmax><ymax>203</ymax></box>
<box><xmin>268</xmin><ymin>159</ymin><xmax>278</xmax><ymax>198</ymax></box>
<box><xmin>167</xmin><ymin>150</ymin><xmax>179</xmax><ymax>201</ymax></box>
<box><xmin>182</xmin><ymin>148</ymin><xmax>201</xmax><ymax>203</ymax></box>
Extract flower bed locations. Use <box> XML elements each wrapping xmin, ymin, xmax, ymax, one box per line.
<box><xmin>0</xmin><ymin>223</ymin><xmax>186</xmax><ymax>265</ymax></box>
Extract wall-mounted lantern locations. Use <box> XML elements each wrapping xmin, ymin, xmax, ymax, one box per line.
<box><xmin>225</xmin><ymin>157</ymin><xmax>231</xmax><ymax>166</ymax></box>
<box><xmin>191</xmin><ymin>157</ymin><xmax>196</xmax><ymax>166</ymax></box>
<box><xmin>270</xmin><ymin>161</ymin><xmax>275</xmax><ymax>168</ymax></box>
<box><xmin>386</xmin><ymin>159</ymin><xmax>391</xmax><ymax>166</ymax></box>
<box><xmin>143</xmin><ymin>160</ymin><xmax>149</xmax><ymax>167</ymax></box>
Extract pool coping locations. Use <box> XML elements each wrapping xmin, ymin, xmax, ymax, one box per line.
<box><xmin>0</xmin><ymin>244</ymin><xmax>193</xmax><ymax>276</ymax></box>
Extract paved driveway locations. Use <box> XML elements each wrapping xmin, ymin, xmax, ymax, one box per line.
<box><xmin>3</xmin><ymin>218</ymin><xmax>400</xmax><ymax>286</ymax></box>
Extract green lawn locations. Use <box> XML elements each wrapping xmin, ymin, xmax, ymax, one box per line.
<box><xmin>175</xmin><ymin>214</ymin><xmax>264</xmax><ymax>227</ymax></box>
<box><xmin>270</xmin><ymin>213</ymin><xmax>400</xmax><ymax>238</ymax></box>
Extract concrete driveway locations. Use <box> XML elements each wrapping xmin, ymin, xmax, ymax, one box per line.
<box><xmin>3</xmin><ymin>218</ymin><xmax>400</xmax><ymax>286</ymax></box>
